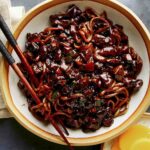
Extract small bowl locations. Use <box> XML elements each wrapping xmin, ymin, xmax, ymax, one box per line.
<box><xmin>1</xmin><ymin>0</ymin><xmax>150</xmax><ymax>146</ymax></box>
<box><xmin>102</xmin><ymin>113</ymin><xmax>150</xmax><ymax>150</ymax></box>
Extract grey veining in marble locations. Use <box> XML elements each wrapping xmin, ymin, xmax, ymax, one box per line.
<box><xmin>120</xmin><ymin>0</ymin><xmax>150</xmax><ymax>31</ymax></box>
<box><xmin>0</xmin><ymin>0</ymin><xmax>150</xmax><ymax>150</ymax></box>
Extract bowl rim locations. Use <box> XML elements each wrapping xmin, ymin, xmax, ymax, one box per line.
<box><xmin>1</xmin><ymin>0</ymin><xmax>150</xmax><ymax>146</ymax></box>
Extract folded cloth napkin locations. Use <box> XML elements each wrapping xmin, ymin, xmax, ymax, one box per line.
<box><xmin>0</xmin><ymin>0</ymin><xmax>11</xmax><ymax>43</ymax></box>
<box><xmin>0</xmin><ymin>0</ymin><xmax>25</xmax><ymax>118</ymax></box>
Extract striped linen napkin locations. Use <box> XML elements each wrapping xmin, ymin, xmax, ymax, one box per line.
<box><xmin>0</xmin><ymin>0</ymin><xmax>25</xmax><ymax>118</ymax></box>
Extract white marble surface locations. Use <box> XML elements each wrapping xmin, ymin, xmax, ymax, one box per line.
<box><xmin>0</xmin><ymin>0</ymin><xmax>150</xmax><ymax>150</ymax></box>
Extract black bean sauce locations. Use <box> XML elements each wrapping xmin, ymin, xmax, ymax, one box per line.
<box><xmin>18</xmin><ymin>5</ymin><xmax>143</xmax><ymax>132</ymax></box>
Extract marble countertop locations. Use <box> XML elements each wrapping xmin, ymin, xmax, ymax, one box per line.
<box><xmin>0</xmin><ymin>0</ymin><xmax>149</xmax><ymax>150</ymax></box>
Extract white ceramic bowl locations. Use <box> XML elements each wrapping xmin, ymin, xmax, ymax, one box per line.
<box><xmin>1</xmin><ymin>0</ymin><xmax>150</xmax><ymax>146</ymax></box>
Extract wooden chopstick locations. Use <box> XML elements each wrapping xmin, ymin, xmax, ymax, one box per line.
<box><xmin>0</xmin><ymin>39</ymin><xmax>41</xmax><ymax>104</ymax></box>
<box><xmin>0</xmin><ymin>14</ymin><xmax>39</xmax><ymax>87</ymax></box>
<box><xmin>0</xmin><ymin>39</ymin><xmax>73</xmax><ymax>150</ymax></box>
